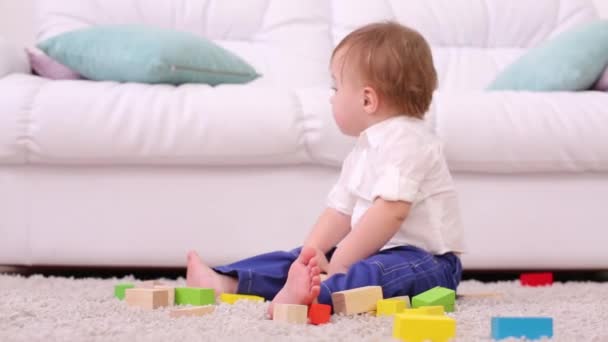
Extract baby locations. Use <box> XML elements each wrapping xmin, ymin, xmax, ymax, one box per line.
<box><xmin>186</xmin><ymin>21</ymin><xmax>465</xmax><ymax>316</ymax></box>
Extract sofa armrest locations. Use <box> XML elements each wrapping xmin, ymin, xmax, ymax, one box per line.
<box><xmin>0</xmin><ymin>37</ymin><xmax>30</xmax><ymax>78</ymax></box>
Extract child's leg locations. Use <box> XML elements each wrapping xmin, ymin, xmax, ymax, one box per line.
<box><xmin>317</xmin><ymin>245</ymin><xmax>462</xmax><ymax>305</ymax></box>
<box><xmin>187</xmin><ymin>247</ymin><xmax>304</xmax><ymax>301</ymax></box>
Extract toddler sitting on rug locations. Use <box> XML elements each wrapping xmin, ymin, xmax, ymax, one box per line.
<box><xmin>186</xmin><ymin>21</ymin><xmax>465</xmax><ymax>317</ymax></box>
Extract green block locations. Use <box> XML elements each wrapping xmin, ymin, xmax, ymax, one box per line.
<box><xmin>114</xmin><ymin>283</ymin><xmax>135</xmax><ymax>300</ymax></box>
<box><xmin>412</xmin><ymin>286</ymin><xmax>455</xmax><ymax>312</ymax></box>
<box><xmin>175</xmin><ymin>287</ymin><xmax>216</xmax><ymax>306</ymax></box>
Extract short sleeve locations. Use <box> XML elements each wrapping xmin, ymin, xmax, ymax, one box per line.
<box><xmin>371</xmin><ymin>141</ymin><xmax>438</xmax><ymax>203</ymax></box>
<box><xmin>327</xmin><ymin>152</ymin><xmax>356</xmax><ymax>215</ymax></box>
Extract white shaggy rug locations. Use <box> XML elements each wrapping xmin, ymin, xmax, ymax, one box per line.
<box><xmin>1</xmin><ymin>274</ymin><xmax>607</xmax><ymax>341</ymax></box>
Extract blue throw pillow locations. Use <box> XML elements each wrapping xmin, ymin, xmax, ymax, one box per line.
<box><xmin>488</xmin><ymin>20</ymin><xmax>608</xmax><ymax>91</ymax></box>
<box><xmin>37</xmin><ymin>25</ymin><xmax>260</xmax><ymax>86</ymax></box>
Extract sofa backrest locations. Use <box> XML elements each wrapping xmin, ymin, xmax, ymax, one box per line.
<box><xmin>331</xmin><ymin>0</ymin><xmax>599</xmax><ymax>90</ymax></box>
<box><xmin>36</xmin><ymin>0</ymin><xmax>599</xmax><ymax>90</ymax></box>
<box><xmin>36</xmin><ymin>0</ymin><xmax>333</xmax><ymax>88</ymax></box>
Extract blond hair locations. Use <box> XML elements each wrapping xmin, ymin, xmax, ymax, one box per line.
<box><xmin>332</xmin><ymin>22</ymin><xmax>437</xmax><ymax>119</ymax></box>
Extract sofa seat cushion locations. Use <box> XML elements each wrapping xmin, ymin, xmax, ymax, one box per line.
<box><xmin>434</xmin><ymin>91</ymin><xmax>608</xmax><ymax>172</ymax></box>
<box><xmin>0</xmin><ymin>74</ymin><xmax>312</xmax><ymax>165</ymax></box>
<box><xmin>2</xmin><ymin>76</ymin><xmax>607</xmax><ymax>173</ymax></box>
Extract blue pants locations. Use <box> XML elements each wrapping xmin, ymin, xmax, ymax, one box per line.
<box><xmin>213</xmin><ymin>245</ymin><xmax>462</xmax><ymax>306</ymax></box>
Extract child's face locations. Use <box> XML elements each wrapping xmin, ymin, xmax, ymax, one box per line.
<box><xmin>330</xmin><ymin>48</ymin><xmax>369</xmax><ymax>137</ymax></box>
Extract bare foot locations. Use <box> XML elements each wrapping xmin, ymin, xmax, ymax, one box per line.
<box><xmin>268</xmin><ymin>247</ymin><xmax>321</xmax><ymax>318</ymax></box>
<box><xmin>186</xmin><ymin>251</ymin><xmax>237</xmax><ymax>295</ymax></box>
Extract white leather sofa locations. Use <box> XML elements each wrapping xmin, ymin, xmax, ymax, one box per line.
<box><xmin>1</xmin><ymin>0</ymin><xmax>607</xmax><ymax>270</ymax></box>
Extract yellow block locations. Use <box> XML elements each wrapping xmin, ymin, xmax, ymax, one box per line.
<box><xmin>219</xmin><ymin>293</ymin><xmax>265</xmax><ymax>304</ymax></box>
<box><xmin>393</xmin><ymin>314</ymin><xmax>456</xmax><ymax>342</ymax></box>
<box><xmin>376</xmin><ymin>298</ymin><xmax>407</xmax><ymax>317</ymax></box>
<box><xmin>401</xmin><ymin>306</ymin><xmax>445</xmax><ymax>316</ymax></box>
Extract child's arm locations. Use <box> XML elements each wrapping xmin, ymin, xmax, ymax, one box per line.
<box><xmin>303</xmin><ymin>207</ymin><xmax>351</xmax><ymax>255</ymax></box>
<box><xmin>327</xmin><ymin>198</ymin><xmax>410</xmax><ymax>275</ymax></box>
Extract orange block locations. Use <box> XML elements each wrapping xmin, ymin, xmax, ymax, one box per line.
<box><xmin>309</xmin><ymin>303</ymin><xmax>331</xmax><ymax>325</ymax></box>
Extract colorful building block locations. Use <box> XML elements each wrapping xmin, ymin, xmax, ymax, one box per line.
<box><xmin>273</xmin><ymin>304</ymin><xmax>308</xmax><ymax>324</ymax></box>
<box><xmin>219</xmin><ymin>293</ymin><xmax>264</xmax><ymax>304</ymax></box>
<box><xmin>401</xmin><ymin>306</ymin><xmax>445</xmax><ymax>316</ymax></box>
<box><xmin>114</xmin><ymin>283</ymin><xmax>135</xmax><ymax>300</ymax></box>
<box><xmin>154</xmin><ymin>285</ymin><xmax>175</xmax><ymax>305</ymax></box>
<box><xmin>331</xmin><ymin>286</ymin><xmax>383</xmax><ymax>315</ymax></box>
<box><xmin>175</xmin><ymin>287</ymin><xmax>215</xmax><ymax>306</ymax></box>
<box><xmin>412</xmin><ymin>286</ymin><xmax>455</xmax><ymax>312</ymax></box>
<box><xmin>309</xmin><ymin>303</ymin><xmax>331</xmax><ymax>325</ymax></box>
<box><xmin>376</xmin><ymin>298</ymin><xmax>408</xmax><ymax>317</ymax></box>
<box><xmin>389</xmin><ymin>296</ymin><xmax>411</xmax><ymax>308</ymax></box>
<box><xmin>393</xmin><ymin>313</ymin><xmax>456</xmax><ymax>342</ymax></box>
<box><xmin>170</xmin><ymin>305</ymin><xmax>215</xmax><ymax>318</ymax></box>
<box><xmin>491</xmin><ymin>317</ymin><xmax>553</xmax><ymax>340</ymax></box>
<box><xmin>125</xmin><ymin>288</ymin><xmax>169</xmax><ymax>309</ymax></box>
<box><xmin>520</xmin><ymin>272</ymin><xmax>553</xmax><ymax>287</ymax></box>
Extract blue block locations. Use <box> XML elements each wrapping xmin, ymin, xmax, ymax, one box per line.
<box><xmin>491</xmin><ymin>317</ymin><xmax>553</xmax><ymax>340</ymax></box>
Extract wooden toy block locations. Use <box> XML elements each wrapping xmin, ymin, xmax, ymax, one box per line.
<box><xmin>272</xmin><ymin>304</ymin><xmax>308</xmax><ymax>324</ymax></box>
<box><xmin>331</xmin><ymin>286</ymin><xmax>383</xmax><ymax>315</ymax></box>
<box><xmin>114</xmin><ymin>283</ymin><xmax>134</xmax><ymax>300</ymax></box>
<box><xmin>393</xmin><ymin>313</ymin><xmax>456</xmax><ymax>342</ymax></box>
<box><xmin>491</xmin><ymin>317</ymin><xmax>553</xmax><ymax>340</ymax></box>
<box><xmin>308</xmin><ymin>303</ymin><xmax>331</xmax><ymax>325</ymax></box>
<box><xmin>401</xmin><ymin>306</ymin><xmax>445</xmax><ymax>316</ymax></box>
<box><xmin>376</xmin><ymin>298</ymin><xmax>407</xmax><ymax>317</ymax></box>
<box><xmin>154</xmin><ymin>285</ymin><xmax>175</xmax><ymax>305</ymax></box>
<box><xmin>175</xmin><ymin>287</ymin><xmax>215</xmax><ymax>306</ymax></box>
<box><xmin>412</xmin><ymin>286</ymin><xmax>455</xmax><ymax>312</ymax></box>
<box><xmin>520</xmin><ymin>272</ymin><xmax>553</xmax><ymax>287</ymax></box>
<box><xmin>219</xmin><ymin>293</ymin><xmax>264</xmax><ymax>304</ymax></box>
<box><xmin>125</xmin><ymin>288</ymin><xmax>169</xmax><ymax>309</ymax></box>
<box><xmin>169</xmin><ymin>305</ymin><xmax>215</xmax><ymax>318</ymax></box>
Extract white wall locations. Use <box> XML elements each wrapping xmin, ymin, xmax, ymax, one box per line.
<box><xmin>0</xmin><ymin>0</ymin><xmax>35</xmax><ymax>45</ymax></box>
<box><xmin>594</xmin><ymin>0</ymin><xmax>608</xmax><ymax>17</ymax></box>
<box><xmin>0</xmin><ymin>0</ymin><xmax>607</xmax><ymax>46</ymax></box>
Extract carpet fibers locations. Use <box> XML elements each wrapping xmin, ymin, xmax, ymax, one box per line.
<box><xmin>1</xmin><ymin>274</ymin><xmax>607</xmax><ymax>341</ymax></box>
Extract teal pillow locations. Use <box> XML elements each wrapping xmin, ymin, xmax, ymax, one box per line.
<box><xmin>488</xmin><ymin>20</ymin><xmax>608</xmax><ymax>91</ymax></box>
<box><xmin>37</xmin><ymin>25</ymin><xmax>259</xmax><ymax>86</ymax></box>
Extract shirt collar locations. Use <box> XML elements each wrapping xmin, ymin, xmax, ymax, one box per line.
<box><xmin>360</xmin><ymin>115</ymin><xmax>422</xmax><ymax>148</ymax></box>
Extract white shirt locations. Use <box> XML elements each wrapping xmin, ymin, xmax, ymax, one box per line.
<box><xmin>327</xmin><ymin>116</ymin><xmax>465</xmax><ymax>255</ymax></box>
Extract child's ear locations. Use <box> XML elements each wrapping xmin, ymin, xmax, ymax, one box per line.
<box><xmin>362</xmin><ymin>87</ymin><xmax>379</xmax><ymax>114</ymax></box>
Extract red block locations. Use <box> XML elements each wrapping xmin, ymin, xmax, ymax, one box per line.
<box><xmin>520</xmin><ymin>272</ymin><xmax>553</xmax><ymax>287</ymax></box>
<box><xmin>309</xmin><ymin>303</ymin><xmax>331</xmax><ymax>325</ymax></box>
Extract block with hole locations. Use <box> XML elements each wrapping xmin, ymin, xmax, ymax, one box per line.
<box><xmin>331</xmin><ymin>286</ymin><xmax>383</xmax><ymax>315</ymax></box>
<box><xmin>411</xmin><ymin>286</ymin><xmax>455</xmax><ymax>312</ymax></box>
<box><xmin>393</xmin><ymin>313</ymin><xmax>456</xmax><ymax>342</ymax></box>
<box><xmin>272</xmin><ymin>304</ymin><xmax>308</xmax><ymax>324</ymax></box>
<box><xmin>175</xmin><ymin>287</ymin><xmax>215</xmax><ymax>306</ymax></box>
<box><xmin>219</xmin><ymin>293</ymin><xmax>264</xmax><ymax>304</ymax></box>
<box><xmin>125</xmin><ymin>288</ymin><xmax>169</xmax><ymax>309</ymax></box>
